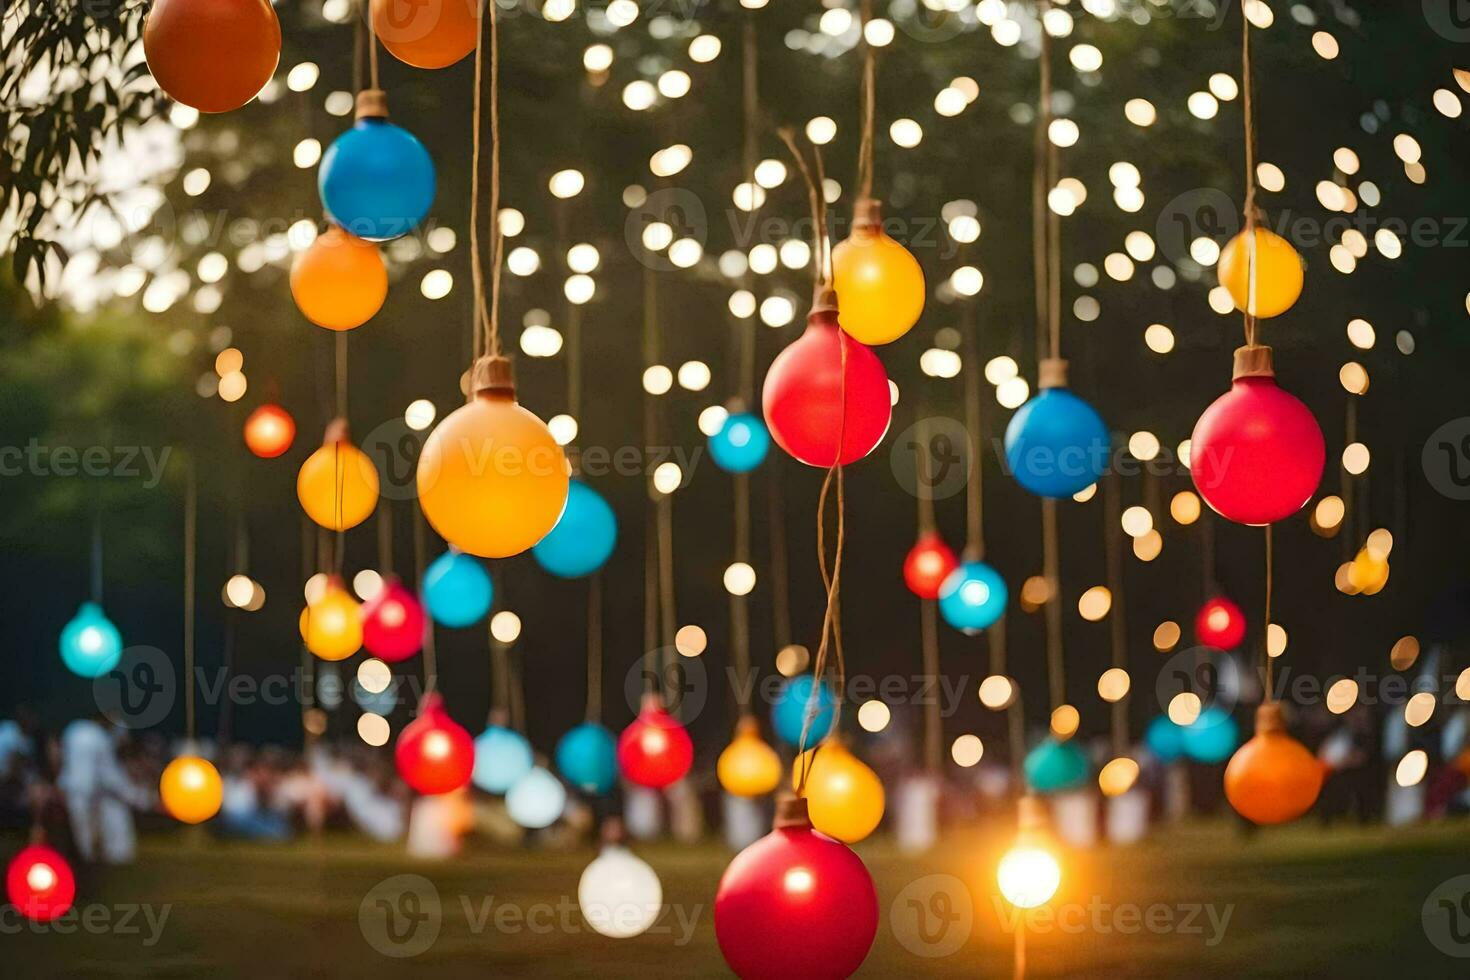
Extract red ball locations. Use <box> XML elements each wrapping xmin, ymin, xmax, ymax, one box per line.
<box><xmin>1195</xmin><ymin>596</ymin><xmax>1247</xmax><ymax>650</ymax></box>
<box><xmin>6</xmin><ymin>845</ymin><xmax>76</xmax><ymax>922</ymax></box>
<box><xmin>762</xmin><ymin>308</ymin><xmax>892</xmax><ymax>467</ymax></box>
<box><xmin>617</xmin><ymin>697</ymin><xmax>693</xmax><ymax>789</ymax></box>
<box><xmin>244</xmin><ymin>403</ymin><xmax>296</xmax><ymax>458</ymax></box>
<box><xmin>395</xmin><ymin>693</ymin><xmax>474</xmax><ymax>795</ymax></box>
<box><xmin>903</xmin><ymin>533</ymin><xmax>959</xmax><ymax>600</ymax></box>
<box><xmin>1190</xmin><ymin>373</ymin><xmax>1324</xmax><ymax>525</ymax></box>
<box><xmin>715</xmin><ymin>818</ymin><xmax>878</xmax><ymax>979</ymax></box>
<box><xmin>361</xmin><ymin>578</ymin><xmax>426</xmax><ymax>663</ymax></box>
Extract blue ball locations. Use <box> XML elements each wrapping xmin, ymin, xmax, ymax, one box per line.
<box><xmin>1145</xmin><ymin>715</ymin><xmax>1186</xmax><ymax>763</ymax></box>
<box><xmin>422</xmin><ymin>551</ymin><xmax>493</xmax><ymax>628</ymax></box>
<box><xmin>59</xmin><ymin>601</ymin><xmax>122</xmax><ymax>678</ymax></box>
<box><xmin>1003</xmin><ymin>386</ymin><xmax>1110</xmax><ymax>498</ymax></box>
<box><xmin>472</xmin><ymin>726</ymin><xmax>534</xmax><ymax>794</ymax></box>
<box><xmin>1024</xmin><ymin>737</ymin><xmax>1090</xmax><ymax>794</ymax></box>
<box><xmin>937</xmin><ymin>560</ymin><xmax>1008</xmax><ymax>633</ymax></box>
<box><xmin>1181</xmin><ymin>707</ymin><xmax>1240</xmax><ymax>764</ymax></box>
<box><xmin>709</xmin><ymin>412</ymin><xmax>771</xmax><ymax>473</ymax></box>
<box><xmin>319</xmin><ymin>118</ymin><xmax>435</xmax><ymax>242</ymax></box>
<box><xmin>771</xmin><ymin>675</ymin><xmax>836</xmax><ymax>748</ymax></box>
<box><xmin>532</xmin><ymin>480</ymin><xmax>617</xmax><ymax>579</ymax></box>
<box><xmin>555</xmin><ymin>722</ymin><xmax>619</xmax><ymax>795</ymax></box>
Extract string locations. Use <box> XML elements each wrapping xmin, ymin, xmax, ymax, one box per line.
<box><xmin>1033</xmin><ymin>3</ymin><xmax>1053</xmax><ymax>362</ymax></box>
<box><xmin>365</xmin><ymin>0</ymin><xmax>381</xmax><ymax>91</ymax></box>
<box><xmin>732</xmin><ymin>471</ymin><xmax>753</xmax><ymax>716</ymax></box>
<box><xmin>855</xmin><ymin>0</ymin><xmax>877</xmax><ymax>202</ymax></box>
<box><xmin>376</xmin><ymin>498</ymin><xmax>393</xmax><ymax>572</ymax></box>
<box><xmin>90</xmin><ymin>510</ymin><xmax>103</xmax><ymax>603</ymax></box>
<box><xmin>413</xmin><ymin>498</ymin><xmax>437</xmax><ymax>697</ymax></box>
<box><xmin>468</xmin><ymin>0</ymin><xmax>503</xmax><ymax>362</ymax></box>
<box><xmin>738</xmin><ymin>13</ymin><xmax>760</xmax><ymax>404</ymax></box>
<box><xmin>1042</xmin><ymin>498</ymin><xmax>1065</xmax><ymax>711</ymax></box>
<box><xmin>1263</xmin><ymin>524</ymin><xmax>1275</xmax><ymax>704</ymax></box>
<box><xmin>961</xmin><ymin>301</ymin><xmax>984</xmax><ymax>558</ymax></box>
<box><xmin>796</xmin><ymin>434</ymin><xmax>847</xmax><ymax>796</ymax></box>
<box><xmin>768</xmin><ymin>462</ymin><xmax>793</xmax><ymax>649</ymax></box>
<box><xmin>778</xmin><ymin>128</ymin><xmax>829</xmax><ymax>291</ymax></box>
<box><xmin>1240</xmin><ymin>4</ymin><xmax>1260</xmax><ymax>348</ymax></box>
<box><xmin>586</xmin><ymin>572</ymin><xmax>603</xmax><ymax>724</ymax></box>
<box><xmin>183</xmin><ymin>459</ymin><xmax>198</xmax><ymax>744</ymax></box>
<box><xmin>486</xmin><ymin>0</ymin><xmax>502</xmax><ymax>358</ymax></box>
<box><xmin>1103</xmin><ymin>473</ymin><xmax>1128</xmax><ymax>758</ymax></box>
<box><xmin>299</xmin><ymin>515</ymin><xmax>317</xmax><ymax>737</ymax></box>
<box><xmin>334</xmin><ymin>332</ymin><xmax>348</xmax><ymax>575</ymax></box>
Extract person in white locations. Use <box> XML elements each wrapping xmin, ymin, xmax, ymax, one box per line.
<box><xmin>57</xmin><ymin>716</ymin><xmax>151</xmax><ymax>863</ymax></box>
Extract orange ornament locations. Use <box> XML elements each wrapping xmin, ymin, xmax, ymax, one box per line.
<box><xmin>297</xmin><ymin>419</ymin><xmax>380</xmax><ymax>531</ymax></box>
<box><xmin>290</xmin><ymin>227</ymin><xmax>389</xmax><ymax>331</ymax></box>
<box><xmin>1224</xmin><ymin>703</ymin><xmax>1323</xmax><ymax>825</ymax></box>
<box><xmin>244</xmin><ymin>403</ymin><xmax>296</xmax><ymax>458</ymax></box>
<box><xmin>144</xmin><ymin>0</ymin><xmax>281</xmax><ymax>114</ymax></box>
<box><xmin>372</xmin><ymin>0</ymin><xmax>479</xmax><ymax>70</ymax></box>
<box><xmin>159</xmin><ymin>755</ymin><xmax>223</xmax><ymax>824</ymax></box>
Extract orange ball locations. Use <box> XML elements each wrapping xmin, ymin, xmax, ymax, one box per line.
<box><xmin>299</xmin><ymin>579</ymin><xmax>363</xmax><ymax>662</ymax></box>
<box><xmin>832</xmin><ymin>200</ymin><xmax>926</xmax><ymax>346</ymax></box>
<box><xmin>244</xmin><ymin>403</ymin><xmax>296</xmax><ymax>458</ymax></box>
<box><xmin>291</xmin><ymin>228</ymin><xmax>389</xmax><ymax>331</ymax></box>
<box><xmin>159</xmin><ymin>756</ymin><xmax>223</xmax><ymax>824</ymax></box>
<box><xmin>1217</xmin><ymin>226</ymin><xmax>1304</xmax><ymax>319</ymax></box>
<box><xmin>144</xmin><ymin>0</ymin><xmax>281</xmax><ymax>114</ymax></box>
<box><xmin>372</xmin><ymin>0</ymin><xmax>479</xmax><ymax>70</ymax></box>
<box><xmin>1224</xmin><ymin>705</ymin><xmax>1323</xmax><ymax>825</ymax></box>
<box><xmin>297</xmin><ymin>421</ymin><xmax>380</xmax><ymax>531</ymax></box>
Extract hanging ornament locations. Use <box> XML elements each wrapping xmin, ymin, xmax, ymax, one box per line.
<box><xmin>532</xmin><ymin>480</ymin><xmax>618</xmax><ymax>579</ymax></box>
<box><xmin>1190</xmin><ymin>345</ymin><xmax>1324</xmax><ymax>526</ymax></box>
<box><xmin>417</xmin><ymin>357</ymin><xmax>569</xmax><ymax>559</ymax></box>
<box><xmin>771</xmin><ymin>674</ymin><xmax>836</xmax><ymax>748</ymax></box>
<box><xmin>1144</xmin><ymin>715</ymin><xmax>1186</xmax><ymax>763</ymax></box>
<box><xmin>290</xmin><ymin>227</ymin><xmax>388</xmax><ymax>331</ymax></box>
<box><xmin>59</xmin><ymin>601</ymin><xmax>123</xmax><ymax>678</ymax></box>
<box><xmin>715</xmin><ymin>797</ymin><xmax>878</xmax><ymax>980</ymax></box>
<box><xmin>792</xmin><ymin>740</ymin><xmax>885</xmax><ymax>843</ymax></box>
<box><xmin>243</xmin><ymin>403</ymin><xmax>296</xmax><ymax>459</ymax></box>
<box><xmin>371</xmin><ymin>0</ymin><xmax>478</xmax><ymax>69</ymax></box>
<box><xmin>555</xmin><ymin>721</ymin><xmax>620</xmax><ymax>796</ymax></box>
<box><xmin>422</xmin><ymin>550</ymin><xmax>493</xmax><ymax>627</ymax></box>
<box><xmin>1003</xmin><ymin>359</ymin><xmax>1110</xmax><ymax>498</ymax></box>
<box><xmin>902</xmin><ymin>532</ymin><xmax>958</xmax><ymax>600</ymax></box>
<box><xmin>5</xmin><ymin>845</ymin><xmax>76</xmax><ymax>922</ymax></box>
<box><xmin>1194</xmin><ymin>595</ymin><xmax>1247</xmax><ymax>650</ymax></box>
<box><xmin>1181</xmin><ymin>707</ymin><xmax>1240</xmax><ymax>764</ymax></box>
<box><xmin>361</xmin><ymin>577</ymin><xmax>426</xmax><ymax>663</ymax></box>
<box><xmin>506</xmin><ymin>766</ymin><xmax>567</xmax><ymax>829</ymax></box>
<box><xmin>1217</xmin><ymin>225</ymin><xmax>1304</xmax><ymax>319</ymax></box>
<box><xmin>996</xmin><ymin>796</ymin><xmax>1062</xmax><ymax>910</ymax></box>
<box><xmin>472</xmin><ymin>722</ymin><xmax>534</xmax><ymax>794</ymax></box>
<box><xmin>143</xmin><ymin>0</ymin><xmax>280</xmax><ymax>114</ymax></box>
<box><xmin>395</xmin><ymin>693</ymin><xmax>475</xmax><ymax>795</ymax></box>
<box><xmin>579</xmin><ymin>823</ymin><xmax>663</xmax><ymax>939</ymax></box>
<box><xmin>319</xmin><ymin>90</ymin><xmax>436</xmax><ymax>242</ymax></box>
<box><xmin>762</xmin><ymin>288</ymin><xmax>892</xmax><ymax>468</ymax></box>
<box><xmin>718</xmin><ymin>717</ymin><xmax>783</xmax><ymax>798</ymax></box>
<box><xmin>297</xmin><ymin>419</ymin><xmax>380</xmax><ymax>531</ymax></box>
<box><xmin>159</xmin><ymin>754</ymin><xmax>223</xmax><ymax>824</ymax></box>
<box><xmin>1347</xmin><ymin>546</ymin><xmax>1390</xmax><ymax>595</ymax></box>
<box><xmin>1024</xmin><ymin>737</ymin><xmax>1090</xmax><ymax>795</ymax></box>
<box><xmin>298</xmin><ymin>577</ymin><xmax>363</xmax><ymax>661</ymax></box>
<box><xmin>1224</xmin><ymin>702</ymin><xmax>1323</xmax><ymax>825</ymax></box>
<box><xmin>709</xmin><ymin>410</ymin><xmax>772</xmax><ymax>474</ymax></box>
<box><xmin>617</xmin><ymin>694</ymin><xmax>693</xmax><ymax>790</ymax></box>
<box><xmin>831</xmin><ymin>199</ymin><xmax>926</xmax><ymax>346</ymax></box>
<box><xmin>937</xmin><ymin>558</ymin><xmax>1008</xmax><ymax>633</ymax></box>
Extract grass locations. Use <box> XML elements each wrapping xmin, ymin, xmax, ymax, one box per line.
<box><xmin>5</xmin><ymin>817</ymin><xmax>1468</xmax><ymax>978</ymax></box>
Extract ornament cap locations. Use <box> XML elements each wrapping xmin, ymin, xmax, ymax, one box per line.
<box><xmin>810</xmin><ymin>283</ymin><xmax>839</xmax><ymax>316</ymax></box>
<box><xmin>639</xmin><ymin>690</ymin><xmax>665</xmax><ymax>714</ymax></box>
<box><xmin>356</xmin><ymin>89</ymin><xmax>390</xmax><ymax>120</ymax></box>
<box><xmin>322</xmin><ymin>417</ymin><xmax>351</xmax><ymax>445</ymax></box>
<box><xmin>1255</xmin><ymin>700</ymin><xmax>1286</xmax><ymax>734</ymax></box>
<box><xmin>471</xmin><ymin>355</ymin><xmax>516</xmax><ymax>399</ymax></box>
<box><xmin>734</xmin><ymin>715</ymin><xmax>761</xmax><ymax>737</ymax></box>
<box><xmin>1017</xmin><ymin>794</ymin><xmax>1048</xmax><ymax>833</ymax></box>
<box><xmin>600</xmin><ymin>815</ymin><xmax>627</xmax><ymax>847</ymax></box>
<box><xmin>1232</xmin><ymin>344</ymin><xmax>1275</xmax><ymax>381</ymax></box>
<box><xmin>852</xmin><ymin>197</ymin><xmax>883</xmax><ymax>231</ymax></box>
<box><xmin>1038</xmin><ymin>357</ymin><xmax>1069</xmax><ymax>390</ymax></box>
<box><xmin>773</xmin><ymin>794</ymin><xmax>812</xmax><ymax>829</ymax></box>
<box><xmin>417</xmin><ymin>690</ymin><xmax>445</xmax><ymax>715</ymax></box>
<box><xmin>487</xmin><ymin>706</ymin><xmax>511</xmax><ymax>728</ymax></box>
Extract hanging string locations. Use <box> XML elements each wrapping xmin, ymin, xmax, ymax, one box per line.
<box><xmin>778</xmin><ymin>129</ymin><xmax>829</xmax><ymax>291</ymax></box>
<box><xmin>1041</xmin><ymin>498</ymin><xmax>1065</xmax><ymax>711</ymax></box>
<box><xmin>183</xmin><ymin>459</ymin><xmax>198</xmax><ymax>744</ymax></box>
<box><xmin>961</xmin><ymin>303</ymin><xmax>984</xmax><ymax>559</ymax></box>
<box><xmin>855</xmin><ymin>0</ymin><xmax>877</xmax><ymax>202</ymax></box>
<box><xmin>365</xmin><ymin>0</ymin><xmax>381</xmax><ymax>91</ymax></box>
<box><xmin>586</xmin><ymin>572</ymin><xmax>603</xmax><ymax>724</ymax></box>
<box><xmin>657</xmin><ymin>490</ymin><xmax>676</xmax><ymax>653</ymax></box>
<box><xmin>299</xmin><ymin>515</ymin><xmax>317</xmax><ymax>736</ymax></box>
<box><xmin>376</xmin><ymin>498</ymin><xmax>394</xmax><ymax>572</ymax></box>
<box><xmin>333</xmin><ymin>331</ymin><xmax>349</xmax><ymax>575</ymax></box>
<box><xmin>1033</xmin><ymin>3</ymin><xmax>1054</xmax><ymax>362</ymax></box>
<box><xmin>1103</xmin><ymin>473</ymin><xmax>1128</xmax><ymax>758</ymax></box>
<box><xmin>737</xmin><ymin>13</ymin><xmax>761</xmax><ymax>404</ymax></box>
<box><xmin>1263</xmin><ymin>524</ymin><xmax>1276</xmax><ymax>703</ymax></box>
<box><xmin>469</xmin><ymin>0</ymin><xmax>503</xmax><ymax>362</ymax></box>
<box><xmin>1240</xmin><ymin>4</ymin><xmax>1260</xmax><ymax>348</ymax></box>
<box><xmin>732</xmin><ymin>471</ymin><xmax>754</xmax><ymax>716</ymax></box>
<box><xmin>413</xmin><ymin>499</ymin><xmax>437</xmax><ymax>697</ymax></box>
<box><xmin>769</xmin><ymin>463</ymin><xmax>793</xmax><ymax>649</ymax></box>
<box><xmin>90</xmin><ymin>511</ymin><xmax>103</xmax><ymax>603</ymax></box>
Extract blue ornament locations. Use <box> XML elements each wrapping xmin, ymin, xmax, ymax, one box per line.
<box><xmin>937</xmin><ymin>560</ymin><xmax>1008</xmax><ymax>633</ymax></box>
<box><xmin>708</xmin><ymin>412</ymin><xmax>771</xmax><ymax>473</ymax></box>
<box><xmin>1024</xmin><ymin>737</ymin><xmax>1090</xmax><ymax>794</ymax></box>
<box><xmin>771</xmin><ymin>674</ymin><xmax>836</xmax><ymax>748</ymax></box>
<box><xmin>60</xmin><ymin>601</ymin><xmax>123</xmax><ymax>678</ymax></box>
<box><xmin>472</xmin><ymin>725</ymin><xmax>534</xmax><ymax>794</ymax></box>
<box><xmin>1145</xmin><ymin>715</ymin><xmax>1186</xmax><ymax>763</ymax></box>
<box><xmin>422</xmin><ymin>551</ymin><xmax>493</xmax><ymax>628</ymax></box>
<box><xmin>1003</xmin><ymin>384</ymin><xmax>1110</xmax><ymax>498</ymax></box>
<box><xmin>506</xmin><ymin>766</ymin><xmax>567</xmax><ymax>829</ymax></box>
<box><xmin>555</xmin><ymin>722</ymin><xmax>619</xmax><ymax>795</ymax></box>
<box><xmin>319</xmin><ymin>114</ymin><xmax>435</xmax><ymax>242</ymax></box>
<box><xmin>1181</xmin><ymin>707</ymin><xmax>1240</xmax><ymax>764</ymax></box>
<box><xmin>532</xmin><ymin>480</ymin><xmax>617</xmax><ymax>579</ymax></box>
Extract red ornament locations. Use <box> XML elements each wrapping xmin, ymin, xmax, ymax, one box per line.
<box><xmin>1195</xmin><ymin>596</ymin><xmax>1247</xmax><ymax>650</ymax></box>
<box><xmin>361</xmin><ymin>578</ymin><xmax>426</xmax><ymax>663</ymax></box>
<box><xmin>6</xmin><ymin>845</ymin><xmax>76</xmax><ymax>922</ymax></box>
<box><xmin>244</xmin><ymin>403</ymin><xmax>296</xmax><ymax>459</ymax></box>
<box><xmin>617</xmin><ymin>694</ymin><xmax>693</xmax><ymax>789</ymax></box>
<box><xmin>395</xmin><ymin>693</ymin><xmax>474</xmax><ymax>795</ymax></box>
<box><xmin>762</xmin><ymin>298</ymin><xmax>892</xmax><ymax>468</ymax></box>
<box><xmin>715</xmin><ymin>798</ymin><xmax>878</xmax><ymax>980</ymax></box>
<box><xmin>1190</xmin><ymin>346</ymin><xmax>1324</xmax><ymax>526</ymax></box>
<box><xmin>903</xmin><ymin>533</ymin><xmax>959</xmax><ymax>600</ymax></box>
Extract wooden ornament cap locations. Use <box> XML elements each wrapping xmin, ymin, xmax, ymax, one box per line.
<box><xmin>810</xmin><ymin>283</ymin><xmax>839</xmax><ymax>317</ymax></box>
<box><xmin>1255</xmin><ymin>701</ymin><xmax>1285</xmax><ymax>735</ymax></box>
<box><xmin>853</xmin><ymin>197</ymin><xmax>883</xmax><ymax>231</ymax></box>
<box><xmin>1017</xmin><ymin>794</ymin><xmax>1048</xmax><ymax>833</ymax></box>
<box><xmin>322</xmin><ymin>417</ymin><xmax>351</xmax><ymax>444</ymax></box>
<box><xmin>1038</xmin><ymin>357</ymin><xmax>1069</xmax><ymax>390</ymax></box>
<box><xmin>471</xmin><ymin>355</ymin><xmax>516</xmax><ymax>397</ymax></box>
<box><xmin>1232</xmin><ymin>344</ymin><xmax>1274</xmax><ymax>381</ymax></box>
<box><xmin>774</xmin><ymin>794</ymin><xmax>812</xmax><ymax>830</ymax></box>
<box><xmin>356</xmin><ymin>89</ymin><xmax>389</xmax><ymax>120</ymax></box>
<box><xmin>600</xmin><ymin>816</ymin><xmax>627</xmax><ymax>847</ymax></box>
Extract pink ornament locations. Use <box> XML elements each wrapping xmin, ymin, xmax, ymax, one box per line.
<box><xmin>361</xmin><ymin>577</ymin><xmax>426</xmax><ymax>663</ymax></box>
<box><xmin>395</xmin><ymin>693</ymin><xmax>474</xmax><ymax>795</ymax></box>
<box><xmin>617</xmin><ymin>694</ymin><xmax>693</xmax><ymax>789</ymax></box>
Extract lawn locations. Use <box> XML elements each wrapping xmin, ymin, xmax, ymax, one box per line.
<box><xmin>5</xmin><ymin>818</ymin><xmax>1468</xmax><ymax>978</ymax></box>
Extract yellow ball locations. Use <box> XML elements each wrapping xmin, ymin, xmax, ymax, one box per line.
<box><xmin>299</xmin><ymin>580</ymin><xmax>363</xmax><ymax>661</ymax></box>
<box><xmin>159</xmin><ymin>756</ymin><xmax>222</xmax><ymax>825</ymax></box>
<box><xmin>417</xmin><ymin>391</ymin><xmax>569</xmax><ymax>558</ymax></box>
<box><xmin>832</xmin><ymin>224</ymin><xmax>926</xmax><ymax>345</ymax></box>
<box><xmin>1218</xmin><ymin>226</ymin><xmax>1304</xmax><ymax>318</ymax></box>
<box><xmin>792</xmin><ymin>740</ymin><xmax>885</xmax><ymax>843</ymax></box>
<box><xmin>717</xmin><ymin>718</ymin><xmax>782</xmax><ymax>797</ymax></box>
<box><xmin>296</xmin><ymin>426</ymin><xmax>379</xmax><ymax>531</ymax></box>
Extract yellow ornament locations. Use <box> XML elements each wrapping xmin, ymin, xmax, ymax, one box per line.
<box><xmin>159</xmin><ymin>755</ymin><xmax>222</xmax><ymax>824</ymax></box>
<box><xmin>1347</xmin><ymin>547</ymin><xmax>1389</xmax><ymax>595</ymax></box>
<box><xmin>299</xmin><ymin>577</ymin><xmax>363</xmax><ymax>661</ymax></box>
<box><xmin>296</xmin><ymin>419</ymin><xmax>379</xmax><ymax>531</ymax></box>
<box><xmin>717</xmin><ymin>717</ymin><xmax>782</xmax><ymax>797</ymax></box>
<box><xmin>831</xmin><ymin>198</ymin><xmax>926</xmax><ymax>345</ymax></box>
<box><xmin>792</xmin><ymin>738</ymin><xmax>885</xmax><ymax>843</ymax></box>
<box><xmin>1218</xmin><ymin>225</ymin><xmax>1304</xmax><ymax>318</ymax></box>
<box><xmin>417</xmin><ymin>357</ymin><xmax>569</xmax><ymax>559</ymax></box>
